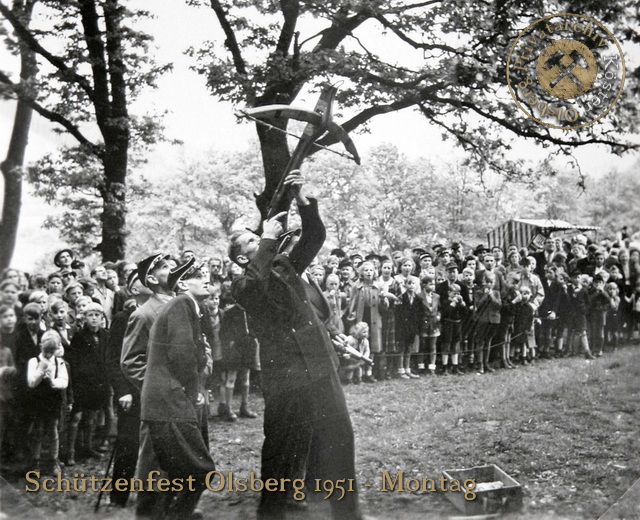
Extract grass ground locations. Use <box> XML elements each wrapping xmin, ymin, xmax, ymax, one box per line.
<box><xmin>2</xmin><ymin>344</ymin><xmax>639</xmax><ymax>520</ymax></box>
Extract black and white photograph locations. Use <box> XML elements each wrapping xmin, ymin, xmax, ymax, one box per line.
<box><xmin>0</xmin><ymin>1</ymin><xmax>639</xmax><ymax>519</ymax></box>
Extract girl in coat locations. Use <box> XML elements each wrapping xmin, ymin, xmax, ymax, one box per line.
<box><xmin>347</xmin><ymin>261</ymin><xmax>384</xmax><ymax>380</ymax></box>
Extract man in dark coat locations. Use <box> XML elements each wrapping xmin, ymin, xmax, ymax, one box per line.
<box><xmin>229</xmin><ymin>172</ymin><xmax>363</xmax><ymax>520</ymax></box>
<box><xmin>120</xmin><ymin>253</ymin><xmax>173</xmax><ymax>518</ymax></box>
<box><xmin>106</xmin><ymin>270</ymin><xmax>151</xmax><ymax>507</ymax></box>
<box><xmin>140</xmin><ymin>258</ymin><xmax>216</xmax><ymax>519</ymax></box>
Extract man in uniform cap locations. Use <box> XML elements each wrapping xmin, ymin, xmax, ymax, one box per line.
<box><xmin>106</xmin><ymin>270</ymin><xmax>152</xmax><ymax>507</ymax></box>
<box><xmin>121</xmin><ymin>253</ymin><xmax>173</xmax><ymax>518</ymax></box>
<box><xmin>141</xmin><ymin>258</ymin><xmax>216</xmax><ymax>518</ymax></box>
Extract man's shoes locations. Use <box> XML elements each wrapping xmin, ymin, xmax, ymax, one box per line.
<box><xmin>585</xmin><ymin>353</ymin><xmax>596</xmax><ymax>360</ymax></box>
<box><xmin>239</xmin><ymin>404</ymin><xmax>258</xmax><ymax>419</ymax></box>
<box><xmin>399</xmin><ymin>373</ymin><xmax>410</xmax><ymax>380</ymax></box>
<box><xmin>484</xmin><ymin>363</ymin><xmax>495</xmax><ymax>373</ymax></box>
<box><xmin>363</xmin><ymin>375</ymin><xmax>377</xmax><ymax>383</ymax></box>
<box><xmin>218</xmin><ymin>403</ymin><xmax>238</xmax><ymax>422</ymax></box>
<box><xmin>189</xmin><ymin>509</ymin><xmax>204</xmax><ymax>519</ymax></box>
<box><xmin>406</xmin><ymin>371</ymin><xmax>420</xmax><ymax>379</ymax></box>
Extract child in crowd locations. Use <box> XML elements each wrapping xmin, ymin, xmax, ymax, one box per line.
<box><xmin>511</xmin><ymin>286</ymin><xmax>535</xmax><ymax>364</ymax></box>
<box><xmin>472</xmin><ymin>272</ymin><xmax>501</xmax><ymax>374</ymax></box>
<box><xmin>376</xmin><ymin>258</ymin><xmax>401</xmax><ymax>379</ymax></box>
<box><xmin>324</xmin><ymin>274</ymin><xmax>348</xmax><ymax>334</ymax></box>
<box><xmin>0</xmin><ymin>281</ymin><xmax>21</xmax><ymax>317</ymax></box>
<box><xmin>27</xmin><ymin>330</ymin><xmax>68</xmax><ymax>474</ymax></box>
<box><xmin>630</xmin><ymin>279</ymin><xmax>640</xmax><ymax>340</ymax></box>
<box><xmin>395</xmin><ymin>278</ymin><xmax>422</xmax><ymax>379</ymax></box>
<box><xmin>589</xmin><ymin>274</ymin><xmax>613</xmax><ymax>357</ymax></box>
<box><xmin>0</xmin><ymin>304</ymin><xmax>17</xmax><ymax>358</ymax></box>
<box><xmin>29</xmin><ymin>291</ymin><xmax>49</xmax><ymax>331</ymax></box>
<box><xmin>340</xmin><ymin>322</ymin><xmax>372</xmax><ymax>384</ymax></box>
<box><xmin>604</xmin><ymin>282</ymin><xmax>621</xmax><ymax>351</ymax></box>
<box><xmin>419</xmin><ymin>275</ymin><xmax>440</xmax><ymax>374</ymax></box>
<box><xmin>460</xmin><ymin>267</ymin><xmax>476</xmax><ymax>368</ymax></box>
<box><xmin>64</xmin><ymin>282</ymin><xmax>84</xmax><ymax>324</ymax></box>
<box><xmin>218</xmin><ymin>299</ymin><xmax>259</xmax><ymax>422</ymax></box>
<box><xmin>566</xmin><ymin>273</ymin><xmax>595</xmax><ymax>359</ymax></box>
<box><xmin>347</xmin><ymin>262</ymin><xmax>384</xmax><ymax>380</ymax></box>
<box><xmin>66</xmin><ymin>302</ymin><xmax>110</xmax><ymax>465</ymax></box>
<box><xmin>0</xmin><ymin>304</ymin><xmax>16</xmax><ymax>463</ymax></box>
<box><xmin>72</xmin><ymin>295</ymin><xmax>92</xmax><ymax>330</ymax></box>
<box><xmin>49</xmin><ymin>300</ymin><xmax>73</xmax><ymax>348</ymax></box>
<box><xmin>394</xmin><ymin>257</ymin><xmax>420</xmax><ymax>294</ymax></box>
<box><xmin>441</xmin><ymin>283</ymin><xmax>466</xmax><ymax>375</ymax></box>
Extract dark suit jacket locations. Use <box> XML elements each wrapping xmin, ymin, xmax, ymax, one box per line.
<box><xmin>107</xmin><ymin>307</ymin><xmax>137</xmax><ymax>400</ymax></box>
<box><xmin>395</xmin><ymin>292</ymin><xmax>423</xmax><ymax>341</ymax></box>
<box><xmin>231</xmin><ymin>199</ymin><xmax>339</xmax><ymax>401</ymax></box>
<box><xmin>141</xmin><ymin>294</ymin><xmax>207</xmax><ymax>423</ymax></box>
<box><xmin>121</xmin><ymin>294</ymin><xmax>169</xmax><ymax>391</ymax></box>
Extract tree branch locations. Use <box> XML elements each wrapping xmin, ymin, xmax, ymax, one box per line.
<box><xmin>78</xmin><ymin>0</ymin><xmax>111</xmax><ymax>130</ymax></box>
<box><xmin>0</xmin><ymin>0</ymin><xmax>95</xmax><ymax>100</ymax></box>
<box><xmin>208</xmin><ymin>0</ymin><xmax>247</xmax><ymax>77</ymax></box>
<box><xmin>431</xmin><ymin>94</ymin><xmax>638</xmax><ymax>152</ymax></box>
<box><xmin>276</xmin><ymin>0</ymin><xmax>299</xmax><ymax>56</ymax></box>
<box><xmin>103</xmin><ymin>0</ymin><xmax>128</xmax><ymax>119</ymax></box>
<box><xmin>0</xmin><ymin>71</ymin><xmax>103</xmax><ymax>156</ymax></box>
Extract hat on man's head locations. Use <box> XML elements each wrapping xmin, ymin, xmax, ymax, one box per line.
<box><xmin>411</xmin><ymin>247</ymin><xmax>427</xmax><ymax>256</ymax></box>
<box><xmin>168</xmin><ymin>257</ymin><xmax>204</xmax><ymax>290</ymax></box>
<box><xmin>419</xmin><ymin>252</ymin><xmax>433</xmax><ymax>261</ymax></box>
<box><xmin>137</xmin><ymin>253</ymin><xmax>170</xmax><ymax>288</ymax></box>
<box><xmin>474</xmin><ymin>244</ymin><xmax>488</xmax><ymax>255</ymax></box>
<box><xmin>349</xmin><ymin>253</ymin><xmax>364</xmax><ymax>263</ymax></box>
<box><xmin>445</xmin><ymin>261</ymin><xmax>459</xmax><ymax>271</ymax></box>
<box><xmin>364</xmin><ymin>252</ymin><xmax>381</xmax><ymax>263</ymax></box>
<box><xmin>338</xmin><ymin>259</ymin><xmax>352</xmax><ymax>269</ymax></box>
<box><xmin>330</xmin><ymin>248</ymin><xmax>347</xmax><ymax>259</ymax></box>
<box><xmin>54</xmin><ymin>249</ymin><xmax>75</xmax><ymax>268</ymax></box>
<box><xmin>438</xmin><ymin>248</ymin><xmax>451</xmax><ymax>257</ymax></box>
<box><xmin>451</xmin><ymin>242</ymin><xmax>462</xmax><ymax>251</ymax></box>
<box><xmin>126</xmin><ymin>270</ymin><xmax>140</xmax><ymax>292</ymax></box>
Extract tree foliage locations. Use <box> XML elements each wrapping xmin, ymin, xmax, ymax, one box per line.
<box><xmin>192</xmin><ymin>0</ymin><xmax>639</xmax><ymax>228</ymax></box>
<box><xmin>125</xmin><ymin>148</ymin><xmax>263</xmax><ymax>259</ymax></box>
<box><xmin>0</xmin><ymin>0</ymin><xmax>170</xmax><ymax>261</ymax></box>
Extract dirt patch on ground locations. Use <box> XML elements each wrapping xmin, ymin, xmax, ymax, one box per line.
<box><xmin>2</xmin><ymin>345</ymin><xmax>639</xmax><ymax>519</ymax></box>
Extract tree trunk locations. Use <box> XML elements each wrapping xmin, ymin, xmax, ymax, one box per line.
<box><xmin>0</xmin><ymin>0</ymin><xmax>37</xmax><ymax>271</ymax></box>
<box><xmin>255</xmin><ymin>122</ymin><xmax>291</xmax><ymax>224</ymax></box>
<box><xmin>97</xmin><ymin>136</ymin><xmax>128</xmax><ymax>262</ymax></box>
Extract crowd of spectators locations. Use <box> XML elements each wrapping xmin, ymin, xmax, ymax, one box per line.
<box><xmin>0</xmin><ymin>231</ymin><xmax>638</xmax><ymax>478</ymax></box>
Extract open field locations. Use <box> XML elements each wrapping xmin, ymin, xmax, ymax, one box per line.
<box><xmin>2</xmin><ymin>344</ymin><xmax>640</xmax><ymax>520</ymax></box>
